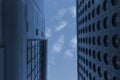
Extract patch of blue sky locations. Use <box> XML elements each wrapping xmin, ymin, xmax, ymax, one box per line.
<box><xmin>45</xmin><ymin>0</ymin><xmax>77</xmax><ymax>80</ymax></box>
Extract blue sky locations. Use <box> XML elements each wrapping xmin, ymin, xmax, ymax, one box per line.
<box><xmin>45</xmin><ymin>0</ymin><xmax>77</xmax><ymax>80</ymax></box>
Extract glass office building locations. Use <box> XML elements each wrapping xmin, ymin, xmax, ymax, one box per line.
<box><xmin>0</xmin><ymin>0</ymin><xmax>47</xmax><ymax>80</ymax></box>
<box><xmin>76</xmin><ymin>0</ymin><xmax>120</xmax><ymax>80</ymax></box>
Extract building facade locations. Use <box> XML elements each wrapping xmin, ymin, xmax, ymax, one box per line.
<box><xmin>0</xmin><ymin>0</ymin><xmax>47</xmax><ymax>80</ymax></box>
<box><xmin>76</xmin><ymin>0</ymin><xmax>120</xmax><ymax>80</ymax></box>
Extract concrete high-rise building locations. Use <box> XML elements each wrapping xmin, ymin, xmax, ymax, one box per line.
<box><xmin>76</xmin><ymin>0</ymin><xmax>120</xmax><ymax>80</ymax></box>
<box><xmin>0</xmin><ymin>0</ymin><xmax>47</xmax><ymax>80</ymax></box>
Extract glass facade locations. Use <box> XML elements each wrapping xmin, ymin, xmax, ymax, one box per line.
<box><xmin>27</xmin><ymin>40</ymin><xmax>41</xmax><ymax>80</ymax></box>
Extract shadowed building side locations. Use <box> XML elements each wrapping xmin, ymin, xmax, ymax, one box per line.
<box><xmin>76</xmin><ymin>0</ymin><xmax>120</xmax><ymax>80</ymax></box>
<box><xmin>0</xmin><ymin>0</ymin><xmax>47</xmax><ymax>80</ymax></box>
<box><xmin>0</xmin><ymin>0</ymin><xmax>5</xmax><ymax>80</ymax></box>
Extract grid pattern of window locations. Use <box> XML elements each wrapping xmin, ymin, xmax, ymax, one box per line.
<box><xmin>77</xmin><ymin>0</ymin><xmax>120</xmax><ymax>80</ymax></box>
<box><xmin>27</xmin><ymin>40</ymin><xmax>40</xmax><ymax>80</ymax></box>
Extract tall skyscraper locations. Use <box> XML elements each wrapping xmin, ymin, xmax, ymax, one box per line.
<box><xmin>76</xmin><ymin>0</ymin><xmax>120</xmax><ymax>80</ymax></box>
<box><xmin>0</xmin><ymin>0</ymin><xmax>47</xmax><ymax>80</ymax></box>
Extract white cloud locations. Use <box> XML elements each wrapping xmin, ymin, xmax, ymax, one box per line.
<box><xmin>64</xmin><ymin>50</ymin><xmax>74</xmax><ymax>59</ymax></box>
<box><xmin>54</xmin><ymin>9</ymin><xmax>67</xmax><ymax>19</ymax></box>
<box><xmin>45</xmin><ymin>27</ymin><xmax>52</xmax><ymax>38</ymax></box>
<box><xmin>64</xmin><ymin>35</ymin><xmax>77</xmax><ymax>59</ymax></box>
<box><xmin>55</xmin><ymin>21</ymin><xmax>67</xmax><ymax>31</ymax></box>
<box><xmin>52</xmin><ymin>35</ymin><xmax>65</xmax><ymax>53</ymax></box>
<box><xmin>50</xmin><ymin>58</ymin><xmax>56</xmax><ymax>65</ymax></box>
<box><xmin>69</xmin><ymin>6</ymin><xmax>76</xmax><ymax>18</ymax></box>
<box><xmin>70</xmin><ymin>35</ymin><xmax>77</xmax><ymax>49</ymax></box>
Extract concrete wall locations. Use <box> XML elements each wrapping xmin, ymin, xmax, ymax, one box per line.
<box><xmin>0</xmin><ymin>0</ymin><xmax>4</xmax><ymax>80</ymax></box>
<box><xmin>0</xmin><ymin>0</ymin><xmax>45</xmax><ymax>80</ymax></box>
<box><xmin>27</xmin><ymin>0</ymin><xmax>45</xmax><ymax>39</ymax></box>
<box><xmin>0</xmin><ymin>48</ymin><xmax>4</xmax><ymax>80</ymax></box>
<box><xmin>4</xmin><ymin>0</ymin><xmax>26</xmax><ymax>80</ymax></box>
